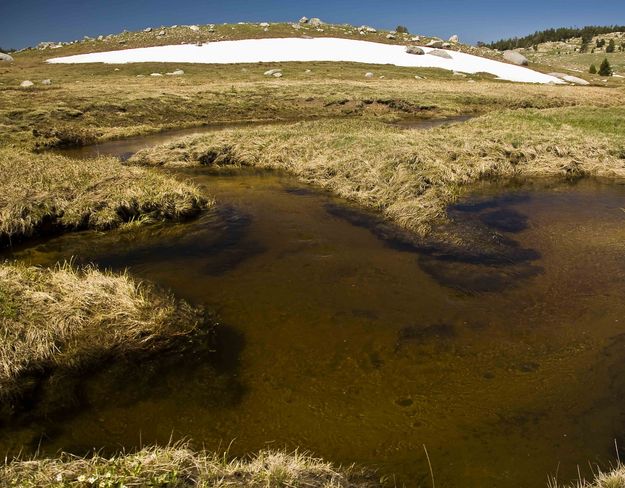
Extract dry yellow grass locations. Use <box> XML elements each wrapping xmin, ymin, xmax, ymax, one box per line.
<box><xmin>0</xmin><ymin>261</ymin><xmax>205</xmax><ymax>400</ymax></box>
<box><xmin>0</xmin><ymin>445</ymin><xmax>382</xmax><ymax>488</ymax></box>
<box><xmin>0</xmin><ymin>148</ymin><xmax>209</xmax><ymax>246</ymax></box>
<box><xmin>129</xmin><ymin>106</ymin><xmax>625</xmax><ymax>234</ymax></box>
<box><xmin>550</xmin><ymin>465</ymin><xmax>625</xmax><ymax>488</ymax></box>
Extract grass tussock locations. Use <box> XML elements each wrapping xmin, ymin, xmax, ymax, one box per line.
<box><xmin>0</xmin><ymin>445</ymin><xmax>382</xmax><ymax>488</ymax></box>
<box><xmin>0</xmin><ymin>148</ymin><xmax>209</xmax><ymax>246</ymax></box>
<box><xmin>550</xmin><ymin>465</ymin><xmax>625</xmax><ymax>488</ymax></box>
<box><xmin>129</xmin><ymin>106</ymin><xmax>625</xmax><ymax>234</ymax></box>
<box><xmin>0</xmin><ymin>261</ymin><xmax>205</xmax><ymax>400</ymax></box>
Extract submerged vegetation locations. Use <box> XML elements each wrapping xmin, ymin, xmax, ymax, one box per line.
<box><xmin>130</xmin><ymin>106</ymin><xmax>625</xmax><ymax>234</ymax></box>
<box><xmin>0</xmin><ymin>148</ymin><xmax>208</xmax><ymax>246</ymax></box>
<box><xmin>0</xmin><ymin>445</ymin><xmax>381</xmax><ymax>488</ymax></box>
<box><xmin>0</xmin><ymin>262</ymin><xmax>206</xmax><ymax>401</ymax></box>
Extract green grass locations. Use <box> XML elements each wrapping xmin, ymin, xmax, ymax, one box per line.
<box><xmin>0</xmin><ymin>445</ymin><xmax>382</xmax><ymax>488</ymax></box>
<box><xmin>0</xmin><ymin>148</ymin><xmax>209</xmax><ymax>245</ymax></box>
<box><xmin>128</xmin><ymin>106</ymin><xmax>625</xmax><ymax>235</ymax></box>
<box><xmin>0</xmin><ymin>262</ymin><xmax>207</xmax><ymax>401</ymax></box>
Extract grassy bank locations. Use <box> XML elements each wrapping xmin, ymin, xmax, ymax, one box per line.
<box><xmin>129</xmin><ymin>106</ymin><xmax>625</xmax><ymax>234</ymax></box>
<box><xmin>0</xmin><ymin>262</ymin><xmax>206</xmax><ymax>401</ymax></box>
<box><xmin>0</xmin><ymin>148</ymin><xmax>208</xmax><ymax>246</ymax></box>
<box><xmin>0</xmin><ymin>445</ymin><xmax>382</xmax><ymax>487</ymax></box>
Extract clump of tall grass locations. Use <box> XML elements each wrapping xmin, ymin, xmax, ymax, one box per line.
<box><xmin>0</xmin><ymin>261</ymin><xmax>205</xmax><ymax>400</ymax></box>
<box><xmin>129</xmin><ymin>107</ymin><xmax>625</xmax><ymax>235</ymax></box>
<box><xmin>0</xmin><ymin>148</ymin><xmax>209</xmax><ymax>246</ymax></box>
<box><xmin>549</xmin><ymin>464</ymin><xmax>625</xmax><ymax>488</ymax></box>
<box><xmin>0</xmin><ymin>444</ymin><xmax>382</xmax><ymax>487</ymax></box>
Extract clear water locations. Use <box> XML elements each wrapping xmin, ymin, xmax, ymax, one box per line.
<box><xmin>3</xmin><ymin>142</ymin><xmax>625</xmax><ymax>487</ymax></box>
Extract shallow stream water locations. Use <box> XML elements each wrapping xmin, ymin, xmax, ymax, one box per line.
<box><xmin>3</xmin><ymin>129</ymin><xmax>625</xmax><ymax>487</ymax></box>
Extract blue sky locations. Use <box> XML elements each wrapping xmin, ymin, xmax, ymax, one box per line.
<box><xmin>1</xmin><ymin>0</ymin><xmax>625</xmax><ymax>49</ymax></box>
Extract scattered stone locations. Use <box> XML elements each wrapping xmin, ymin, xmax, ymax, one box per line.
<box><xmin>426</xmin><ymin>40</ymin><xmax>444</xmax><ymax>48</ymax></box>
<box><xmin>299</xmin><ymin>16</ymin><xmax>309</xmax><ymax>24</ymax></box>
<box><xmin>411</xmin><ymin>36</ymin><xmax>421</xmax><ymax>42</ymax></box>
<box><xmin>449</xmin><ymin>34</ymin><xmax>459</xmax><ymax>43</ymax></box>
<box><xmin>305</xmin><ymin>69</ymin><xmax>312</xmax><ymax>73</ymax></box>
<box><xmin>309</xmin><ymin>18</ymin><xmax>323</xmax><ymax>27</ymax></box>
<box><xmin>503</xmin><ymin>50</ymin><xmax>529</xmax><ymax>66</ymax></box>
<box><xmin>453</xmin><ymin>71</ymin><xmax>467</xmax><ymax>77</ymax></box>
<box><xmin>150</xmin><ymin>73</ymin><xmax>163</xmax><ymax>77</ymax></box>
<box><xmin>166</xmin><ymin>69</ymin><xmax>185</xmax><ymax>76</ymax></box>
<box><xmin>264</xmin><ymin>69</ymin><xmax>282</xmax><ymax>76</ymax></box>
<box><xmin>386</xmin><ymin>34</ymin><xmax>396</xmax><ymax>40</ymax></box>
<box><xmin>428</xmin><ymin>49</ymin><xmax>453</xmax><ymax>59</ymax></box>
<box><xmin>406</xmin><ymin>46</ymin><xmax>425</xmax><ymax>55</ymax></box>
<box><xmin>41</xmin><ymin>79</ymin><xmax>52</xmax><ymax>85</ymax></box>
<box><xmin>158</xmin><ymin>30</ymin><xmax>166</xmax><ymax>36</ymax></box>
<box><xmin>365</xmin><ymin>72</ymin><xmax>374</xmax><ymax>78</ymax></box>
<box><xmin>97</xmin><ymin>35</ymin><xmax>104</xmax><ymax>41</ymax></box>
<box><xmin>259</xmin><ymin>22</ymin><xmax>270</xmax><ymax>27</ymax></box>
<box><xmin>171</xmin><ymin>25</ymin><xmax>178</xmax><ymax>28</ymax></box>
<box><xmin>144</xmin><ymin>27</ymin><xmax>152</xmax><ymax>32</ymax></box>
<box><xmin>114</xmin><ymin>68</ymin><xmax>120</xmax><ymax>71</ymax></box>
<box><xmin>414</xmin><ymin>75</ymin><xmax>423</xmax><ymax>79</ymax></box>
<box><xmin>273</xmin><ymin>72</ymin><xmax>283</xmax><ymax>78</ymax></box>
<box><xmin>188</xmin><ymin>25</ymin><xmax>200</xmax><ymax>32</ymax></box>
<box><xmin>292</xmin><ymin>23</ymin><xmax>301</xmax><ymax>30</ymax></box>
<box><xmin>20</xmin><ymin>80</ymin><xmax>34</xmax><ymax>88</ymax></box>
<box><xmin>0</xmin><ymin>53</ymin><xmax>14</xmax><ymax>63</ymax></box>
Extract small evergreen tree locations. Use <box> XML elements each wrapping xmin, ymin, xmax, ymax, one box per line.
<box><xmin>606</xmin><ymin>39</ymin><xmax>616</xmax><ymax>53</ymax></box>
<box><xmin>396</xmin><ymin>25</ymin><xmax>409</xmax><ymax>34</ymax></box>
<box><xmin>589</xmin><ymin>64</ymin><xmax>597</xmax><ymax>74</ymax></box>
<box><xmin>599</xmin><ymin>57</ymin><xmax>613</xmax><ymax>76</ymax></box>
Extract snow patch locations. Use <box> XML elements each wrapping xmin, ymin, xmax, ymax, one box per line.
<box><xmin>47</xmin><ymin>37</ymin><xmax>563</xmax><ymax>84</ymax></box>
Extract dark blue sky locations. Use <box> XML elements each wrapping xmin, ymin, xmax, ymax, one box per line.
<box><xmin>2</xmin><ymin>0</ymin><xmax>624</xmax><ymax>49</ymax></box>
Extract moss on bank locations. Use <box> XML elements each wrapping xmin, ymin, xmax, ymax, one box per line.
<box><xmin>0</xmin><ymin>148</ymin><xmax>209</xmax><ymax>246</ymax></box>
<box><xmin>0</xmin><ymin>446</ymin><xmax>382</xmax><ymax>487</ymax></box>
<box><xmin>0</xmin><ymin>262</ymin><xmax>206</xmax><ymax>401</ymax></box>
<box><xmin>129</xmin><ymin>106</ymin><xmax>625</xmax><ymax>235</ymax></box>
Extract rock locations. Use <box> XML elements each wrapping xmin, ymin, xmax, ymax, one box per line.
<box><xmin>171</xmin><ymin>25</ymin><xmax>178</xmax><ymax>28</ymax></box>
<box><xmin>263</xmin><ymin>28</ymin><xmax>269</xmax><ymax>32</ymax></box>
<box><xmin>365</xmin><ymin>72</ymin><xmax>374</xmax><ymax>78</ymax></box>
<box><xmin>426</xmin><ymin>40</ymin><xmax>443</xmax><ymax>48</ymax></box>
<box><xmin>360</xmin><ymin>26</ymin><xmax>377</xmax><ymax>33</ymax></box>
<box><xmin>20</xmin><ymin>80</ymin><xmax>34</xmax><ymax>88</ymax></box>
<box><xmin>387</xmin><ymin>34</ymin><xmax>396</xmax><ymax>40</ymax></box>
<box><xmin>503</xmin><ymin>50</ymin><xmax>529</xmax><ymax>66</ymax></box>
<box><xmin>453</xmin><ymin>71</ymin><xmax>467</xmax><ymax>77</ymax></box>
<box><xmin>411</xmin><ymin>36</ymin><xmax>421</xmax><ymax>42</ymax></box>
<box><xmin>0</xmin><ymin>52</ymin><xmax>14</xmax><ymax>62</ymax></box>
<box><xmin>292</xmin><ymin>23</ymin><xmax>301</xmax><ymax>30</ymax></box>
<box><xmin>449</xmin><ymin>34</ymin><xmax>459</xmax><ymax>43</ymax></box>
<box><xmin>166</xmin><ymin>69</ymin><xmax>185</xmax><ymax>76</ymax></box>
<box><xmin>150</xmin><ymin>73</ymin><xmax>163</xmax><ymax>77</ymax></box>
<box><xmin>188</xmin><ymin>25</ymin><xmax>200</xmax><ymax>32</ymax></box>
<box><xmin>299</xmin><ymin>16</ymin><xmax>309</xmax><ymax>24</ymax></box>
<box><xmin>406</xmin><ymin>46</ymin><xmax>425</xmax><ymax>55</ymax></box>
<box><xmin>309</xmin><ymin>18</ymin><xmax>323</xmax><ymax>27</ymax></box>
<box><xmin>305</xmin><ymin>69</ymin><xmax>312</xmax><ymax>73</ymax></box>
<box><xmin>144</xmin><ymin>27</ymin><xmax>152</xmax><ymax>32</ymax></box>
<box><xmin>264</xmin><ymin>69</ymin><xmax>282</xmax><ymax>76</ymax></box>
<box><xmin>414</xmin><ymin>75</ymin><xmax>423</xmax><ymax>79</ymax></box>
<box><xmin>428</xmin><ymin>49</ymin><xmax>452</xmax><ymax>59</ymax></box>
<box><xmin>41</xmin><ymin>79</ymin><xmax>52</xmax><ymax>85</ymax></box>
<box><xmin>158</xmin><ymin>30</ymin><xmax>166</xmax><ymax>36</ymax></box>
<box><xmin>273</xmin><ymin>72</ymin><xmax>283</xmax><ymax>78</ymax></box>
<box><xmin>97</xmin><ymin>35</ymin><xmax>104</xmax><ymax>41</ymax></box>
<box><xmin>442</xmin><ymin>42</ymin><xmax>451</xmax><ymax>48</ymax></box>
<box><xmin>259</xmin><ymin>22</ymin><xmax>270</xmax><ymax>27</ymax></box>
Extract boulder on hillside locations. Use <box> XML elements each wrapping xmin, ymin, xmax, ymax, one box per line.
<box><xmin>259</xmin><ymin>22</ymin><xmax>270</xmax><ymax>27</ymax></box>
<box><xmin>264</xmin><ymin>69</ymin><xmax>282</xmax><ymax>76</ymax></box>
<box><xmin>0</xmin><ymin>52</ymin><xmax>14</xmax><ymax>62</ymax></box>
<box><xmin>428</xmin><ymin>49</ymin><xmax>453</xmax><ymax>59</ymax></box>
<box><xmin>503</xmin><ymin>50</ymin><xmax>529</xmax><ymax>66</ymax></box>
<box><xmin>20</xmin><ymin>80</ymin><xmax>34</xmax><ymax>88</ymax></box>
<box><xmin>299</xmin><ymin>16</ymin><xmax>309</xmax><ymax>24</ymax></box>
<box><xmin>188</xmin><ymin>25</ymin><xmax>200</xmax><ymax>32</ymax></box>
<box><xmin>406</xmin><ymin>46</ymin><xmax>425</xmax><ymax>55</ymax></box>
<box><xmin>562</xmin><ymin>75</ymin><xmax>590</xmax><ymax>85</ymax></box>
<box><xmin>365</xmin><ymin>72</ymin><xmax>374</xmax><ymax>78</ymax></box>
<box><xmin>449</xmin><ymin>34</ymin><xmax>459</xmax><ymax>43</ymax></box>
<box><xmin>41</xmin><ymin>79</ymin><xmax>52</xmax><ymax>85</ymax></box>
<box><xmin>387</xmin><ymin>34</ymin><xmax>396</xmax><ymax>39</ymax></box>
<box><xmin>309</xmin><ymin>18</ymin><xmax>323</xmax><ymax>27</ymax></box>
<box><xmin>426</xmin><ymin>40</ymin><xmax>443</xmax><ymax>48</ymax></box>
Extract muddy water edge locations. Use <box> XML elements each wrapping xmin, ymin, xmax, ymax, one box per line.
<box><xmin>3</xmin><ymin>124</ymin><xmax>625</xmax><ymax>487</ymax></box>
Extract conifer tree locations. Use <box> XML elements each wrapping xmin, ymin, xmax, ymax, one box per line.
<box><xmin>599</xmin><ymin>58</ymin><xmax>613</xmax><ymax>76</ymax></box>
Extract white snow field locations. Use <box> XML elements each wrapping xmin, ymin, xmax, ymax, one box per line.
<box><xmin>48</xmin><ymin>37</ymin><xmax>563</xmax><ymax>84</ymax></box>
